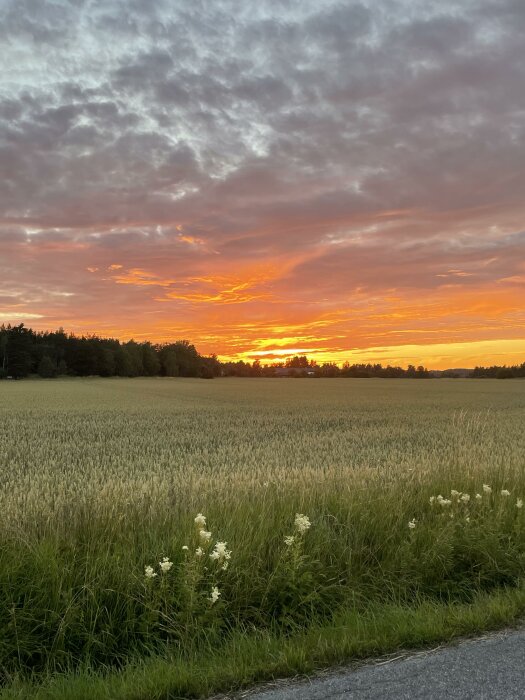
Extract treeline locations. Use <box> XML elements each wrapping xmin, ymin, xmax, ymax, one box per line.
<box><xmin>0</xmin><ymin>326</ymin><xmax>431</xmax><ymax>380</ymax></box>
<box><xmin>1</xmin><ymin>324</ymin><xmax>523</xmax><ymax>380</ymax></box>
<box><xmin>0</xmin><ymin>324</ymin><xmax>220</xmax><ymax>379</ymax></box>
<box><xmin>222</xmin><ymin>357</ymin><xmax>431</xmax><ymax>378</ymax></box>
<box><xmin>470</xmin><ymin>364</ymin><xmax>525</xmax><ymax>379</ymax></box>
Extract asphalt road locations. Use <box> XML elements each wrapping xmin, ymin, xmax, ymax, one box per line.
<box><xmin>241</xmin><ymin>628</ymin><xmax>525</xmax><ymax>699</ymax></box>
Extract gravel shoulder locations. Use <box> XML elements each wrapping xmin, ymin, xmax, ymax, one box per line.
<box><xmin>225</xmin><ymin>626</ymin><xmax>525</xmax><ymax>700</ymax></box>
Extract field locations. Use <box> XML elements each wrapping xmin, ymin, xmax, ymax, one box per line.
<box><xmin>1</xmin><ymin>377</ymin><xmax>525</xmax><ymax>699</ymax></box>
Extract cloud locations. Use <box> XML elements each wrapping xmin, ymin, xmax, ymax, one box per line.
<box><xmin>1</xmin><ymin>0</ymin><xmax>524</xmax><ymax>366</ymax></box>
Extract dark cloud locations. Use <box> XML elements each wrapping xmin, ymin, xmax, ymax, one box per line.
<box><xmin>0</xmin><ymin>0</ymin><xmax>77</xmax><ymax>44</ymax></box>
<box><xmin>305</xmin><ymin>3</ymin><xmax>372</xmax><ymax>48</ymax></box>
<box><xmin>112</xmin><ymin>50</ymin><xmax>175</xmax><ymax>91</ymax></box>
<box><xmin>388</xmin><ymin>15</ymin><xmax>473</xmax><ymax>56</ymax></box>
<box><xmin>2</xmin><ymin>0</ymin><xmax>524</xmax><ymax>231</ymax></box>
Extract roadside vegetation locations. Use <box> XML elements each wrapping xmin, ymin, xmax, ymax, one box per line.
<box><xmin>0</xmin><ymin>378</ymin><xmax>524</xmax><ymax>698</ymax></box>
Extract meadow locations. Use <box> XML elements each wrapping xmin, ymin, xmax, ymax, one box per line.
<box><xmin>1</xmin><ymin>377</ymin><xmax>525</xmax><ymax>699</ymax></box>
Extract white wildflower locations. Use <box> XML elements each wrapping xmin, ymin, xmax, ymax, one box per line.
<box><xmin>284</xmin><ymin>535</ymin><xmax>295</xmax><ymax>546</ymax></box>
<box><xmin>429</xmin><ymin>496</ymin><xmax>436</xmax><ymax>505</ymax></box>
<box><xmin>195</xmin><ymin>547</ymin><xmax>204</xmax><ymax>557</ymax></box>
<box><xmin>501</xmin><ymin>489</ymin><xmax>511</xmax><ymax>497</ymax></box>
<box><xmin>294</xmin><ymin>513</ymin><xmax>311</xmax><ymax>533</ymax></box>
<box><xmin>465</xmin><ymin>516</ymin><xmax>470</xmax><ymax>523</ymax></box>
<box><xmin>460</xmin><ymin>493</ymin><xmax>470</xmax><ymax>503</ymax></box>
<box><xmin>451</xmin><ymin>490</ymin><xmax>461</xmax><ymax>498</ymax></box>
<box><xmin>145</xmin><ymin>565</ymin><xmax>157</xmax><ymax>579</ymax></box>
<box><xmin>182</xmin><ymin>545</ymin><xmax>189</xmax><ymax>551</ymax></box>
<box><xmin>517</xmin><ymin>499</ymin><xmax>523</xmax><ymax>509</ymax></box>
<box><xmin>159</xmin><ymin>557</ymin><xmax>173</xmax><ymax>573</ymax></box>
<box><xmin>408</xmin><ymin>519</ymin><xmax>416</xmax><ymax>529</ymax></box>
<box><xmin>436</xmin><ymin>495</ymin><xmax>447</xmax><ymax>505</ymax></box>
<box><xmin>439</xmin><ymin>498</ymin><xmax>452</xmax><ymax>507</ymax></box>
<box><xmin>209</xmin><ymin>586</ymin><xmax>220</xmax><ymax>604</ymax></box>
<box><xmin>199</xmin><ymin>530</ymin><xmax>212</xmax><ymax>542</ymax></box>
<box><xmin>210</xmin><ymin>541</ymin><xmax>232</xmax><ymax>564</ymax></box>
<box><xmin>194</xmin><ymin>513</ymin><xmax>207</xmax><ymax>529</ymax></box>
<box><xmin>475</xmin><ymin>493</ymin><xmax>482</xmax><ymax>501</ymax></box>
<box><xmin>214</xmin><ymin>541</ymin><xmax>231</xmax><ymax>559</ymax></box>
<box><xmin>483</xmin><ymin>484</ymin><xmax>492</xmax><ymax>494</ymax></box>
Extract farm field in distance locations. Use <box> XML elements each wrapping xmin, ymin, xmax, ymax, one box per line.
<box><xmin>1</xmin><ymin>377</ymin><xmax>525</xmax><ymax>699</ymax></box>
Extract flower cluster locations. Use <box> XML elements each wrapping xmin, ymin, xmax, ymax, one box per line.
<box><xmin>413</xmin><ymin>483</ymin><xmax>524</xmax><ymax>536</ymax></box>
<box><xmin>430</xmin><ymin>495</ymin><xmax>452</xmax><ymax>507</ymax></box>
<box><xmin>209</xmin><ymin>585</ymin><xmax>221</xmax><ymax>604</ymax></box>
<box><xmin>145</xmin><ymin>565</ymin><xmax>157</xmax><ymax>579</ymax></box>
<box><xmin>141</xmin><ymin>513</ymin><xmax>232</xmax><ymax>613</ymax></box>
<box><xmin>159</xmin><ymin>557</ymin><xmax>173</xmax><ymax>573</ymax></box>
<box><xmin>284</xmin><ymin>512</ymin><xmax>312</xmax><ymax>545</ymax></box>
<box><xmin>428</xmin><ymin>485</ymin><xmax>523</xmax><ymax>515</ymax></box>
<box><xmin>144</xmin><ymin>557</ymin><xmax>174</xmax><ymax>578</ymax></box>
<box><xmin>294</xmin><ymin>513</ymin><xmax>311</xmax><ymax>533</ymax></box>
<box><xmin>194</xmin><ymin>513</ymin><xmax>206</xmax><ymax>528</ymax></box>
<box><xmin>193</xmin><ymin>513</ymin><xmax>231</xmax><ymax>603</ymax></box>
<box><xmin>210</xmin><ymin>541</ymin><xmax>232</xmax><ymax>570</ymax></box>
<box><xmin>194</xmin><ymin>512</ymin><xmax>213</xmax><ymax>542</ymax></box>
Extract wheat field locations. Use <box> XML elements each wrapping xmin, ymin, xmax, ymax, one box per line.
<box><xmin>1</xmin><ymin>377</ymin><xmax>524</xmax><ymax>698</ymax></box>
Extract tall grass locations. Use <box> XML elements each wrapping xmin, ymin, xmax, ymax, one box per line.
<box><xmin>0</xmin><ymin>378</ymin><xmax>524</xmax><ymax>696</ymax></box>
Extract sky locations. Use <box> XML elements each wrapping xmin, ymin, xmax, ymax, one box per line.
<box><xmin>1</xmin><ymin>0</ymin><xmax>524</xmax><ymax>368</ymax></box>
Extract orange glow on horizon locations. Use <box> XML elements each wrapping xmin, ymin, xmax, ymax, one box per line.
<box><xmin>3</xmin><ymin>206</ymin><xmax>524</xmax><ymax>371</ymax></box>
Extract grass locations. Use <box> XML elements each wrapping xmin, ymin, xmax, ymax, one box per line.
<box><xmin>4</xmin><ymin>587</ymin><xmax>525</xmax><ymax>699</ymax></box>
<box><xmin>0</xmin><ymin>377</ymin><xmax>524</xmax><ymax>698</ymax></box>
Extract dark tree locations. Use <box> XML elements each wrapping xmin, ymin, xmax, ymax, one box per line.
<box><xmin>38</xmin><ymin>355</ymin><xmax>56</xmax><ymax>378</ymax></box>
<box><xmin>125</xmin><ymin>341</ymin><xmax>144</xmax><ymax>377</ymax></box>
<box><xmin>6</xmin><ymin>324</ymin><xmax>32</xmax><ymax>378</ymax></box>
<box><xmin>160</xmin><ymin>348</ymin><xmax>179</xmax><ymax>377</ymax></box>
<box><xmin>0</xmin><ymin>326</ymin><xmax>7</xmax><ymax>377</ymax></box>
<box><xmin>285</xmin><ymin>355</ymin><xmax>310</xmax><ymax>368</ymax></box>
<box><xmin>57</xmin><ymin>359</ymin><xmax>68</xmax><ymax>376</ymax></box>
<box><xmin>115</xmin><ymin>347</ymin><xmax>133</xmax><ymax>377</ymax></box>
<box><xmin>143</xmin><ymin>343</ymin><xmax>161</xmax><ymax>376</ymax></box>
<box><xmin>97</xmin><ymin>347</ymin><xmax>116</xmax><ymax>377</ymax></box>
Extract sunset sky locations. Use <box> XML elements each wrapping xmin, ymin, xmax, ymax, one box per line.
<box><xmin>1</xmin><ymin>0</ymin><xmax>524</xmax><ymax>368</ymax></box>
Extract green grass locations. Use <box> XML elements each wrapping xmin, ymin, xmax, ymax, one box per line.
<box><xmin>4</xmin><ymin>587</ymin><xmax>525</xmax><ymax>699</ymax></box>
<box><xmin>0</xmin><ymin>378</ymin><xmax>524</xmax><ymax>697</ymax></box>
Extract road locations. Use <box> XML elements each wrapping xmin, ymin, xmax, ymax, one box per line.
<box><xmin>240</xmin><ymin>628</ymin><xmax>525</xmax><ymax>699</ymax></box>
